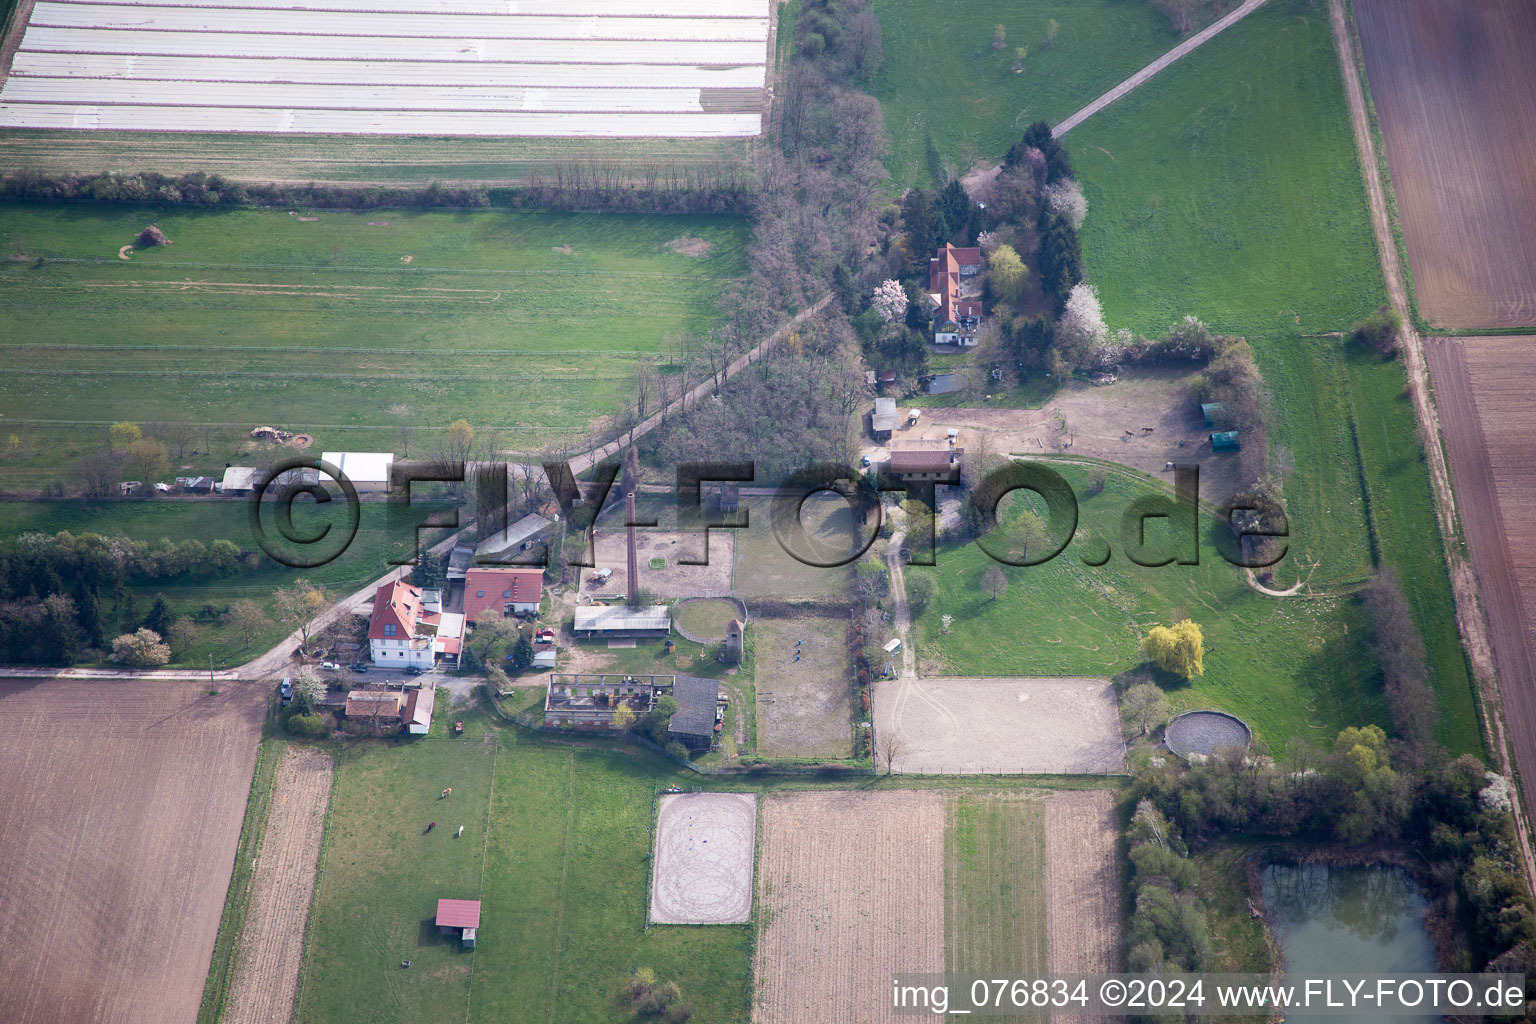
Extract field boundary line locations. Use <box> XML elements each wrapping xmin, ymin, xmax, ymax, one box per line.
<box><xmin>1052</xmin><ymin>0</ymin><xmax>1267</xmax><ymax>138</ymax></box>
<box><xmin>1329</xmin><ymin>0</ymin><xmax>1536</xmax><ymax>891</ymax></box>
<box><xmin>463</xmin><ymin>723</ymin><xmax>498</xmax><ymax>1023</ymax></box>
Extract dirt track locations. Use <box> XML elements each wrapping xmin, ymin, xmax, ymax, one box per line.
<box><xmin>1353</xmin><ymin>0</ymin><xmax>1536</xmax><ymax>329</ymax></box>
<box><xmin>0</xmin><ymin>678</ymin><xmax>265</xmax><ymax>1024</ymax></box>
<box><xmin>223</xmin><ymin>746</ymin><xmax>334</xmax><ymax>1024</ymax></box>
<box><xmin>754</xmin><ymin>790</ymin><xmax>944</xmax><ymax>1024</ymax></box>
<box><xmin>1046</xmin><ymin>790</ymin><xmax>1120</xmax><ymax>1024</ymax></box>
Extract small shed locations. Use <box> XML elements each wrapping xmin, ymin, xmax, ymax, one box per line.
<box><xmin>1200</xmin><ymin>402</ymin><xmax>1231</xmax><ymax>429</ymax></box>
<box><xmin>436</xmin><ymin>898</ymin><xmax>481</xmax><ymax>949</ymax></box>
<box><xmin>1210</xmin><ymin>430</ymin><xmax>1241</xmax><ymax>452</ymax></box>
<box><xmin>871</xmin><ymin>397</ymin><xmax>899</xmax><ymax>440</ymax></box>
<box><xmin>403</xmin><ymin>686</ymin><xmax>435</xmax><ymax>736</ymax></box>
<box><xmin>717</xmin><ymin>483</ymin><xmax>740</xmax><ymax>514</ymax></box>
<box><xmin>532</xmin><ymin>649</ymin><xmax>557</xmax><ymax>669</ymax></box>
<box><xmin>668</xmin><ymin>674</ymin><xmax>721</xmax><ymax>751</ymax></box>
<box><xmin>724</xmin><ymin>618</ymin><xmax>744</xmax><ymax>665</ymax></box>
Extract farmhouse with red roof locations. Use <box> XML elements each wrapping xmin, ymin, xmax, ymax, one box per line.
<box><xmin>463</xmin><ymin>567</ymin><xmax>544</xmax><ymax>621</ymax></box>
<box><xmin>368</xmin><ymin>579</ymin><xmax>463</xmax><ymax>669</ymax></box>
<box><xmin>927</xmin><ymin>243</ymin><xmax>983</xmax><ymax>347</ymax></box>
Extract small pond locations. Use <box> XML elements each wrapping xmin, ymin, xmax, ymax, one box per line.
<box><xmin>1263</xmin><ymin>863</ymin><xmax>1440</xmax><ymax>1023</ymax></box>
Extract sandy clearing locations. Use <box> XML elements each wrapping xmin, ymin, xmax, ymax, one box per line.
<box><xmin>667</xmin><ymin>235</ymin><xmax>715</xmax><ymax>258</ymax></box>
<box><xmin>581</xmin><ymin>528</ymin><xmax>734</xmax><ymax>599</ymax></box>
<box><xmin>0</xmin><ymin>678</ymin><xmax>265</xmax><ymax>1024</ymax></box>
<box><xmin>222</xmin><ymin>745</ymin><xmax>334</xmax><ymax>1024</ymax></box>
<box><xmin>1046</xmin><ymin>790</ymin><xmax>1120</xmax><ymax>1023</ymax></box>
<box><xmin>875</xmin><ymin>676</ymin><xmax>1125</xmax><ymax>775</ymax></box>
<box><xmin>649</xmin><ymin>792</ymin><xmax>756</xmax><ymax>925</ymax></box>
<box><xmin>754</xmin><ymin>790</ymin><xmax>944</xmax><ymax>1024</ymax></box>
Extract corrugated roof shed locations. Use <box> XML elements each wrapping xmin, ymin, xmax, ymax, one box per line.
<box><xmin>573</xmin><ymin>605</ymin><xmax>671</xmax><ymax>632</ymax></box>
<box><xmin>872</xmin><ymin>397</ymin><xmax>899</xmax><ymax>432</ymax></box>
<box><xmin>668</xmin><ymin>674</ymin><xmax>719</xmax><ymax>739</ymax></box>
<box><xmin>474</xmin><ymin>512</ymin><xmax>554</xmax><ymax>562</ymax></box>
<box><xmin>321</xmin><ymin>451</ymin><xmax>395</xmax><ymax>485</ymax></box>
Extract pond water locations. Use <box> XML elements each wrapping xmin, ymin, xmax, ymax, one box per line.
<box><xmin>1263</xmin><ymin>863</ymin><xmax>1440</xmax><ymax>1023</ymax></box>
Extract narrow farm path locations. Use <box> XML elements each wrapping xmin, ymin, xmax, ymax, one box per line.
<box><xmin>1327</xmin><ymin>0</ymin><xmax>1536</xmax><ymax>886</ymax></box>
<box><xmin>1053</xmin><ymin>0</ymin><xmax>1268</xmax><ymax>138</ymax></box>
<box><xmin>221</xmin><ymin>746</ymin><xmax>334</xmax><ymax>1024</ymax></box>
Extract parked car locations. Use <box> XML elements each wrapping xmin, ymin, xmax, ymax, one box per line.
<box><xmin>320</xmin><ymin>661</ymin><xmax>340</xmax><ymax>671</ymax></box>
<box><xmin>348</xmin><ymin>662</ymin><xmax>368</xmax><ymax>673</ymax></box>
<box><xmin>280</xmin><ymin>677</ymin><xmax>293</xmax><ymax>704</ymax></box>
<box><xmin>860</xmin><ymin>454</ymin><xmax>871</xmax><ymax>467</ymax></box>
<box><xmin>405</xmin><ymin>665</ymin><xmax>424</xmax><ymax>676</ymax></box>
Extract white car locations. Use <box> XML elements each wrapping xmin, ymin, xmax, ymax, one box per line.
<box><xmin>320</xmin><ymin>661</ymin><xmax>341</xmax><ymax>671</ymax></box>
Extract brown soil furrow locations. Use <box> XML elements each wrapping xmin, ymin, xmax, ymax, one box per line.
<box><xmin>1046</xmin><ymin>790</ymin><xmax>1120</xmax><ymax>1024</ymax></box>
<box><xmin>221</xmin><ymin>746</ymin><xmax>334</xmax><ymax>1024</ymax></box>
<box><xmin>753</xmin><ymin>790</ymin><xmax>944</xmax><ymax>1024</ymax></box>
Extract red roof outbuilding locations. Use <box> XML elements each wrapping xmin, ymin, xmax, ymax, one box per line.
<box><xmin>436</xmin><ymin>899</ymin><xmax>481</xmax><ymax>929</ymax></box>
<box><xmin>464</xmin><ymin>567</ymin><xmax>544</xmax><ymax>622</ymax></box>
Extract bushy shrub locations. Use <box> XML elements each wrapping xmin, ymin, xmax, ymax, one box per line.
<box><xmin>285</xmin><ymin>712</ymin><xmax>328</xmax><ymax>737</ymax></box>
<box><xmin>1351</xmin><ymin>305</ymin><xmax>1403</xmax><ymax>355</ymax></box>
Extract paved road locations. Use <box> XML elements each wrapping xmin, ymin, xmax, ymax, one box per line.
<box><xmin>1053</xmin><ymin>0</ymin><xmax>1267</xmax><ymax>138</ymax></box>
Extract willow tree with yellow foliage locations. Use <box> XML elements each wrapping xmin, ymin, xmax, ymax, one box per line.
<box><xmin>1143</xmin><ymin>619</ymin><xmax>1204</xmax><ymax>678</ymax></box>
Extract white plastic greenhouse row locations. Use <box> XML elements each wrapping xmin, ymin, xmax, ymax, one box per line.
<box><xmin>0</xmin><ymin>77</ymin><xmax>713</xmax><ymax>111</ymax></box>
<box><xmin>9</xmin><ymin>52</ymin><xmax>767</xmax><ymax>86</ymax></box>
<box><xmin>20</xmin><ymin>26</ymin><xmax>768</xmax><ymax>63</ymax></box>
<box><xmin>0</xmin><ymin>103</ymin><xmax>762</xmax><ymax>134</ymax></box>
<box><xmin>29</xmin><ymin>4</ymin><xmax>770</xmax><ymax>41</ymax></box>
<box><xmin>33</xmin><ymin>0</ymin><xmax>769</xmax><ymax>16</ymax></box>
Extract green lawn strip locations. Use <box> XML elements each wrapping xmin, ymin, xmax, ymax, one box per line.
<box><xmin>1343</xmin><ymin>348</ymin><xmax>1481</xmax><ymax>755</ymax></box>
<box><xmin>0</xmin><ymin>132</ymin><xmax>752</xmax><ymax>186</ymax></box>
<box><xmin>909</xmin><ymin>463</ymin><xmax>1384</xmax><ymax>749</ymax></box>
<box><xmin>197</xmin><ymin>733</ymin><xmax>284</xmax><ymax>1024</ymax></box>
<box><xmin>870</xmin><ymin>0</ymin><xmax>1182</xmax><ymax>187</ymax></box>
<box><xmin>295</xmin><ymin>718</ymin><xmax>497</xmax><ymax>1024</ymax></box>
<box><xmin>945</xmin><ymin>791</ymin><xmax>1047</xmax><ymax>1023</ymax></box>
<box><xmin>0</xmin><ymin>498</ymin><xmax>450</xmax><ymax>667</ymax></box>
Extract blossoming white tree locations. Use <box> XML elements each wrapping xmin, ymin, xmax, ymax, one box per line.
<box><xmin>872</xmin><ymin>279</ymin><xmax>909</xmax><ymax>323</ymax></box>
<box><xmin>1043</xmin><ymin>178</ymin><xmax>1088</xmax><ymax>229</ymax></box>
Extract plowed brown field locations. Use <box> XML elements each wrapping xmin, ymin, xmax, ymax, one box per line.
<box><xmin>1045</xmin><ymin>791</ymin><xmax>1120</xmax><ymax>974</ymax></box>
<box><xmin>223</xmin><ymin>746</ymin><xmax>334</xmax><ymax>1024</ymax></box>
<box><xmin>1426</xmin><ymin>337</ymin><xmax>1536</xmax><ymax>825</ymax></box>
<box><xmin>0</xmin><ymin>678</ymin><xmax>265</xmax><ymax>1024</ymax></box>
<box><xmin>1354</xmin><ymin>0</ymin><xmax>1536</xmax><ymax>329</ymax></box>
<box><xmin>753</xmin><ymin>790</ymin><xmax>944</xmax><ymax>1024</ymax></box>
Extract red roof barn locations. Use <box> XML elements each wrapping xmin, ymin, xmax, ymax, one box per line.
<box><xmin>436</xmin><ymin>898</ymin><xmax>481</xmax><ymax>948</ymax></box>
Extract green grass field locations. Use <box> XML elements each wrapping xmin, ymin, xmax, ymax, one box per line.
<box><xmin>297</xmin><ymin>717</ymin><xmax>752</xmax><ymax>1024</ymax></box>
<box><xmin>910</xmin><ymin>462</ymin><xmax>1388</xmax><ymax>751</ymax></box>
<box><xmin>945</xmin><ymin>790</ymin><xmax>1047</xmax><ymax>1021</ymax></box>
<box><xmin>672</xmin><ymin>597</ymin><xmax>740</xmax><ymax>640</ymax></box>
<box><xmin>1061</xmin><ymin>0</ymin><xmax>1478</xmax><ymax>754</ymax></box>
<box><xmin>0</xmin><ymin>497</ymin><xmax>449</xmax><ymax>667</ymax></box>
<box><xmin>0</xmin><ymin>203</ymin><xmax>747</xmax><ymax>488</ymax></box>
<box><xmin>731</xmin><ymin>493</ymin><xmax>860</xmax><ymax>601</ymax></box>
<box><xmin>871</xmin><ymin>0</ymin><xmax>1184</xmax><ymax>187</ymax></box>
